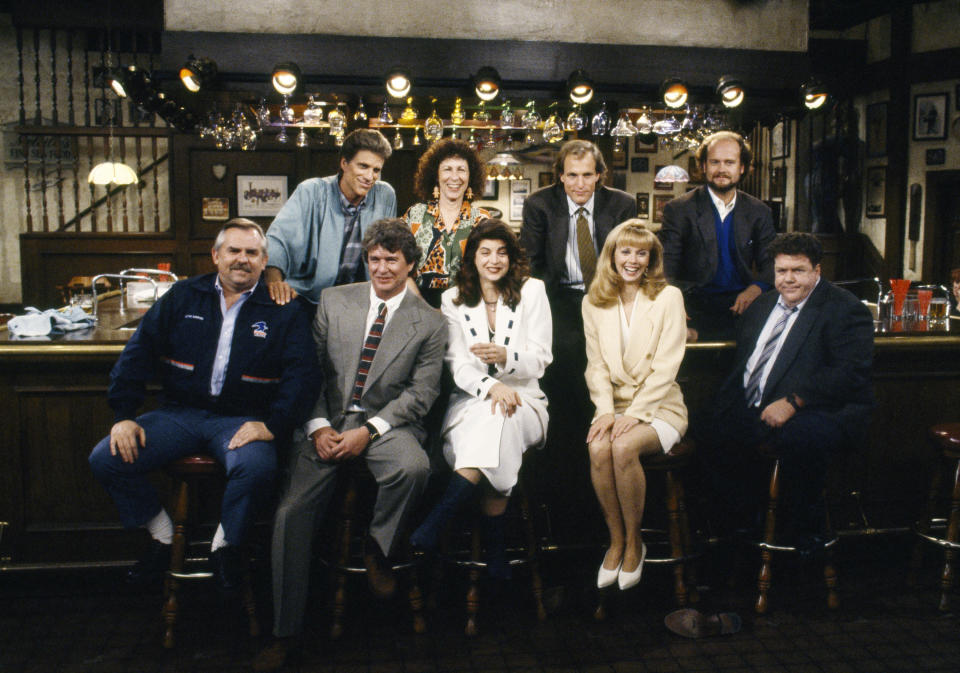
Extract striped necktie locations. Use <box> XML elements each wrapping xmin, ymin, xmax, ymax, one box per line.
<box><xmin>744</xmin><ymin>304</ymin><xmax>798</xmax><ymax>406</ymax></box>
<box><xmin>351</xmin><ymin>303</ymin><xmax>386</xmax><ymax>403</ymax></box>
<box><xmin>575</xmin><ymin>207</ymin><xmax>597</xmax><ymax>288</ymax></box>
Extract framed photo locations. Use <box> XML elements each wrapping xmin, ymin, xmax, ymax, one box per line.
<box><xmin>654</xmin><ymin>165</ymin><xmax>673</xmax><ymax>191</ymax></box>
<box><xmin>634</xmin><ymin>135</ymin><xmax>657</xmax><ymax>153</ymax></box>
<box><xmin>201</xmin><ymin>197</ymin><xmax>230</xmax><ymax>222</ymax></box>
<box><xmin>913</xmin><ymin>93</ymin><xmax>949</xmax><ymax>140</ymax></box>
<box><xmin>653</xmin><ymin>194</ymin><xmax>672</xmax><ymax>224</ymax></box>
<box><xmin>926</xmin><ymin>148</ymin><xmax>946</xmax><ymax>166</ymax></box>
<box><xmin>480</xmin><ymin>179</ymin><xmax>499</xmax><ymax>200</ymax></box>
<box><xmin>770</xmin><ymin>165</ymin><xmax>786</xmax><ymax>200</ymax></box>
<box><xmin>237</xmin><ymin>175</ymin><xmax>288</xmax><ymax>217</ymax></box>
<box><xmin>509</xmin><ymin>178</ymin><xmax>530</xmax><ymax>221</ymax></box>
<box><xmin>610</xmin><ymin>147</ymin><xmax>627</xmax><ymax>169</ymax></box>
<box><xmin>538</xmin><ymin>171</ymin><xmax>554</xmax><ymax>189</ymax></box>
<box><xmin>866</xmin><ymin>102</ymin><xmax>887</xmax><ymax>158</ymax></box>
<box><xmin>771</xmin><ymin>120</ymin><xmax>790</xmax><ymax>159</ymax></box>
<box><xmin>630</xmin><ymin>157</ymin><xmax>650</xmax><ymax>173</ymax></box>
<box><xmin>636</xmin><ymin>192</ymin><xmax>650</xmax><ymax>218</ymax></box>
<box><xmin>866</xmin><ymin>166</ymin><xmax>886</xmax><ymax>218</ymax></box>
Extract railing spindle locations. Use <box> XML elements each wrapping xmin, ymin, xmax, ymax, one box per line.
<box><xmin>17</xmin><ymin>27</ymin><xmax>25</xmax><ymax>126</ymax></box>
<box><xmin>50</xmin><ymin>29</ymin><xmax>58</xmax><ymax>125</ymax></box>
<box><xmin>88</xmin><ymin>135</ymin><xmax>97</xmax><ymax>231</ymax></box>
<box><xmin>33</xmin><ymin>28</ymin><xmax>42</xmax><ymax>125</ymax></box>
<box><xmin>136</xmin><ymin>135</ymin><xmax>145</xmax><ymax>231</ymax></box>
<box><xmin>23</xmin><ymin>135</ymin><xmax>33</xmax><ymax>232</ymax></box>
<box><xmin>152</xmin><ymin>136</ymin><xmax>160</xmax><ymax>231</ymax></box>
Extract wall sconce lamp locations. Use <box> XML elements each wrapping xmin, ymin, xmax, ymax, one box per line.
<box><xmin>180</xmin><ymin>56</ymin><xmax>218</xmax><ymax>93</ymax></box>
<box><xmin>474</xmin><ymin>67</ymin><xmax>502</xmax><ymax>102</ymax></box>
<box><xmin>567</xmin><ymin>69</ymin><xmax>595</xmax><ymax>105</ymax></box>
<box><xmin>385</xmin><ymin>68</ymin><xmax>412</xmax><ymax>98</ymax></box>
<box><xmin>716</xmin><ymin>75</ymin><xmax>744</xmax><ymax>108</ymax></box>
<box><xmin>271</xmin><ymin>62</ymin><xmax>301</xmax><ymax>96</ymax></box>
<box><xmin>661</xmin><ymin>78</ymin><xmax>689</xmax><ymax>109</ymax></box>
<box><xmin>802</xmin><ymin>78</ymin><xmax>828</xmax><ymax>110</ymax></box>
<box><xmin>108</xmin><ymin>65</ymin><xmax>151</xmax><ymax>100</ymax></box>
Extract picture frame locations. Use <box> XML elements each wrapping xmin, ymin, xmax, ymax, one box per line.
<box><xmin>538</xmin><ymin>171</ymin><xmax>554</xmax><ymax>189</ymax></box>
<box><xmin>770</xmin><ymin>165</ymin><xmax>786</xmax><ymax>200</ymax></box>
<box><xmin>636</xmin><ymin>192</ymin><xmax>650</xmax><ymax>218</ymax></box>
<box><xmin>771</xmin><ymin>120</ymin><xmax>790</xmax><ymax>159</ymax></box>
<box><xmin>480</xmin><ymin>178</ymin><xmax>499</xmax><ymax>200</ymax></box>
<box><xmin>630</xmin><ymin>157</ymin><xmax>650</xmax><ymax>173</ymax></box>
<box><xmin>610</xmin><ymin>147</ymin><xmax>627</xmax><ymax>169</ymax></box>
<box><xmin>201</xmin><ymin>197</ymin><xmax>230</xmax><ymax>222</ymax></box>
<box><xmin>653</xmin><ymin>165</ymin><xmax>673</xmax><ymax>191</ymax></box>
<box><xmin>866</xmin><ymin>166</ymin><xmax>886</xmax><ymax>219</ymax></box>
<box><xmin>926</xmin><ymin>148</ymin><xmax>946</xmax><ymax>166</ymax></box>
<box><xmin>913</xmin><ymin>93</ymin><xmax>949</xmax><ymax>141</ymax></box>
<box><xmin>866</xmin><ymin>102</ymin><xmax>887</xmax><ymax>158</ymax></box>
<box><xmin>236</xmin><ymin>175</ymin><xmax>288</xmax><ymax>217</ymax></box>
<box><xmin>653</xmin><ymin>194</ymin><xmax>672</xmax><ymax>224</ymax></box>
<box><xmin>509</xmin><ymin>178</ymin><xmax>531</xmax><ymax>221</ymax></box>
<box><xmin>634</xmin><ymin>135</ymin><xmax>657</xmax><ymax>153</ymax></box>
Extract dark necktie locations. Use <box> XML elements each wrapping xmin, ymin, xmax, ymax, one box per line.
<box><xmin>744</xmin><ymin>304</ymin><xmax>798</xmax><ymax>406</ymax></box>
<box><xmin>575</xmin><ymin>207</ymin><xmax>597</xmax><ymax>288</ymax></box>
<box><xmin>351</xmin><ymin>303</ymin><xmax>386</xmax><ymax>403</ymax></box>
<box><xmin>335</xmin><ymin>206</ymin><xmax>363</xmax><ymax>285</ymax></box>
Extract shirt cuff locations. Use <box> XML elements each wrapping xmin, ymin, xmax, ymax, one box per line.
<box><xmin>304</xmin><ymin>417</ymin><xmax>331</xmax><ymax>437</ymax></box>
<box><xmin>367</xmin><ymin>416</ymin><xmax>391</xmax><ymax>436</ymax></box>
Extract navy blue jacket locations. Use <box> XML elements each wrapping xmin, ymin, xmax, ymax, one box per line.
<box><xmin>109</xmin><ymin>273</ymin><xmax>319</xmax><ymax>439</ymax></box>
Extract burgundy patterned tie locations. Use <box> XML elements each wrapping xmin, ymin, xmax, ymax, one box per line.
<box><xmin>351</xmin><ymin>303</ymin><xmax>386</xmax><ymax>403</ymax></box>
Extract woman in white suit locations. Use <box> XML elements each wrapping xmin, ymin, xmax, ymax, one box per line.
<box><xmin>411</xmin><ymin>219</ymin><xmax>552</xmax><ymax>576</ymax></box>
<box><xmin>583</xmin><ymin>220</ymin><xmax>688</xmax><ymax>591</ymax></box>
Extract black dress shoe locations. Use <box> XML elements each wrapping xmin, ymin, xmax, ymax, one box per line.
<box><xmin>210</xmin><ymin>545</ymin><xmax>245</xmax><ymax>592</ymax></box>
<box><xmin>125</xmin><ymin>539</ymin><xmax>171</xmax><ymax>585</ymax></box>
<box><xmin>362</xmin><ymin>537</ymin><xmax>396</xmax><ymax>599</ymax></box>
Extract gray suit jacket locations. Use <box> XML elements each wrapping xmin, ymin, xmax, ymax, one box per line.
<box><xmin>660</xmin><ymin>185</ymin><xmax>776</xmax><ymax>291</ymax></box>
<box><xmin>310</xmin><ymin>282</ymin><xmax>447</xmax><ymax>444</ymax></box>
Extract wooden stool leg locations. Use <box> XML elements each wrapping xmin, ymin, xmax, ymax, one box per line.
<box><xmin>406</xmin><ymin>544</ymin><xmax>427</xmax><ymax>634</ymax></box>
<box><xmin>163</xmin><ymin>477</ymin><xmax>190</xmax><ymax>649</ymax></box>
<box><xmin>939</xmin><ymin>459</ymin><xmax>960</xmax><ymax>611</ymax></box>
<box><xmin>756</xmin><ymin>459</ymin><xmax>780</xmax><ymax>615</ymax></box>
<box><xmin>823</xmin><ymin>498</ymin><xmax>839</xmax><ymax>610</ymax></box>
<box><xmin>665</xmin><ymin>470</ymin><xmax>688</xmax><ymax>607</ymax></box>
<box><xmin>242</xmin><ymin>567</ymin><xmax>260</xmax><ymax>637</ymax></box>
<box><xmin>465</xmin><ymin>514</ymin><xmax>482</xmax><ymax>637</ymax></box>
<box><xmin>676</xmin><ymin>478</ymin><xmax>699</xmax><ymax>603</ymax></box>
<box><xmin>518</xmin><ymin>485</ymin><xmax>546</xmax><ymax>621</ymax></box>
<box><xmin>330</xmin><ymin>478</ymin><xmax>358</xmax><ymax>640</ymax></box>
<box><xmin>910</xmin><ymin>457</ymin><xmax>943</xmax><ymax>586</ymax></box>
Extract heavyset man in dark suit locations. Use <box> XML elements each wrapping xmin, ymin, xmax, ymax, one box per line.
<box><xmin>520</xmin><ymin>140</ymin><xmax>636</xmax><ymax>532</ymax></box>
<box><xmin>696</xmin><ymin>232</ymin><xmax>874</xmax><ymax>547</ymax></box>
<box><xmin>659</xmin><ymin>131</ymin><xmax>777</xmax><ymax>340</ymax></box>
<box><xmin>256</xmin><ymin>219</ymin><xmax>447</xmax><ymax>671</ymax></box>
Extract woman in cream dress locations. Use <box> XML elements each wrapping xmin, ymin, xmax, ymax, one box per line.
<box><xmin>583</xmin><ymin>220</ymin><xmax>688</xmax><ymax>591</ymax></box>
<box><xmin>411</xmin><ymin>219</ymin><xmax>552</xmax><ymax>576</ymax></box>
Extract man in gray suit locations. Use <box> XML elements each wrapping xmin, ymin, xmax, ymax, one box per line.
<box><xmin>256</xmin><ymin>219</ymin><xmax>446</xmax><ymax>671</ymax></box>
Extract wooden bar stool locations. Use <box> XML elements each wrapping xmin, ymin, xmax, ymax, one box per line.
<box><xmin>326</xmin><ymin>459</ymin><xmax>425</xmax><ymax>639</ymax></box>
<box><xmin>752</xmin><ymin>444</ymin><xmax>838</xmax><ymax>614</ymax></box>
<box><xmin>911</xmin><ymin>423</ymin><xmax>960</xmax><ymax>611</ymax></box>
<box><xmin>162</xmin><ymin>454</ymin><xmax>258</xmax><ymax>648</ymax></box>
<box><xmin>594</xmin><ymin>440</ymin><xmax>699</xmax><ymax>621</ymax></box>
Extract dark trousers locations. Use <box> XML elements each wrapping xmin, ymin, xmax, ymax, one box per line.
<box><xmin>684</xmin><ymin>289</ymin><xmax>743</xmax><ymax>341</ymax></box>
<box><xmin>694</xmin><ymin>388</ymin><xmax>843</xmax><ymax>538</ymax></box>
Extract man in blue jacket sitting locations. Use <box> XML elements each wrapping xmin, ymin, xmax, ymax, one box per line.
<box><xmin>89</xmin><ymin>219</ymin><xmax>319</xmax><ymax>590</ymax></box>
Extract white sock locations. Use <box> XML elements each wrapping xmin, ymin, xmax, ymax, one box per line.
<box><xmin>210</xmin><ymin>523</ymin><xmax>228</xmax><ymax>552</ymax></box>
<box><xmin>145</xmin><ymin>510</ymin><xmax>173</xmax><ymax>545</ymax></box>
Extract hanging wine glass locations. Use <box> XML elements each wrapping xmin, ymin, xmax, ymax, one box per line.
<box><xmin>296</xmin><ymin>127</ymin><xmax>309</xmax><ymax>148</ymax></box>
<box><xmin>393</xmin><ymin>128</ymin><xmax>404</xmax><ymax>149</ymax></box>
<box><xmin>277</xmin><ymin>124</ymin><xmax>289</xmax><ymax>144</ymax></box>
<box><xmin>591</xmin><ymin>101</ymin><xmax>611</xmax><ymax>136</ymax></box>
<box><xmin>379</xmin><ymin>100</ymin><xmax>394</xmax><ymax>124</ymax></box>
<box><xmin>280</xmin><ymin>95</ymin><xmax>295</xmax><ymax>124</ymax></box>
<box><xmin>565</xmin><ymin>104</ymin><xmax>586</xmax><ymax>131</ymax></box>
<box><xmin>500</xmin><ymin>99</ymin><xmax>515</xmax><ymax>127</ymax></box>
<box><xmin>610</xmin><ymin>111</ymin><xmax>638</xmax><ymax>137</ymax></box>
<box><xmin>328</xmin><ymin>103</ymin><xmax>346</xmax><ymax>135</ymax></box>
<box><xmin>256</xmin><ymin>98</ymin><xmax>270</xmax><ymax>129</ymax></box>
<box><xmin>636</xmin><ymin>107</ymin><xmax>653</xmax><ymax>134</ymax></box>
<box><xmin>412</xmin><ymin>128</ymin><xmax>422</xmax><ymax>146</ymax></box>
<box><xmin>332</xmin><ymin>129</ymin><xmax>345</xmax><ymax>146</ymax></box>
<box><xmin>353</xmin><ymin>96</ymin><xmax>368</xmax><ymax>122</ymax></box>
<box><xmin>521</xmin><ymin>100</ymin><xmax>541</xmax><ymax>130</ymax></box>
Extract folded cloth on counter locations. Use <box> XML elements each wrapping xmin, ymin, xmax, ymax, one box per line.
<box><xmin>7</xmin><ymin>306</ymin><xmax>96</xmax><ymax>337</ymax></box>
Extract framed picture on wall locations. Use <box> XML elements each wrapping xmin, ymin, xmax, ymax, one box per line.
<box><xmin>653</xmin><ymin>194</ymin><xmax>672</xmax><ymax>224</ymax></box>
<box><xmin>770</xmin><ymin>165</ymin><xmax>786</xmax><ymax>200</ymax></box>
<box><xmin>201</xmin><ymin>197</ymin><xmax>230</xmax><ymax>222</ymax></box>
<box><xmin>630</xmin><ymin>157</ymin><xmax>649</xmax><ymax>173</ymax></box>
<box><xmin>866</xmin><ymin>102</ymin><xmax>888</xmax><ymax>158</ymax></box>
<box><xmin>480</xmin><ymin>179</ymin><xmax>499</xmax><ymax>200</ymax></box>
<box><xmin>771</xmin><ymin>120</ymin><xmax>790</xmax><ymax>159</ymax></box>
<box><xmin>913</xmin><ymin>93</ymin><xmax>948</xmax><ymax>140</ymax></box>
<box><xmin>636</xmin><ymin>192</ymin><xmax>650</xmax><ymax>218</ymax></box>
<box><xmin>634</xmin><ymin>135</ymin><xmax>657</xmax><ymax>153</ymax></box>
<box><xmin>237</xmin><ymin>175</ymin><xmax>288</xmax><ymax>217</ymax></box>
<box><xmin>610</xmin><ymin>147</ymin><xmax>627</xmax><ymax>169</ymax></box>
<box><xmin>866</xmin><ymin>166</ymin><xmax>886</xmax><ymax>218</ymax></box>
<box><xmin>509</xmin><ymin>178</ymin><xmax>530</xmax><ymax>221</ymax></box>
<box><xmin>926</xmin><ymin>148</ymin><xmax>946</xmax><ymax>166</ymax></box>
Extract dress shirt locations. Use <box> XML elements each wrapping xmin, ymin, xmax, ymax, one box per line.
<box><xmin>209</xmin><ymin>276</ymin><xmax>255</xmax><ymax>396</ymax></box>
<box><xmin>742</xmin><ymin>279</ymin><xmax>819</xmax><ymax>405</ymax></box>
<box><xmin>707</xmin><ymin>186</ymin><xmax>737</xmax><ymax>219</ymax></box>
<box><xmin>562</xmin><ymin>193</ymin><xmax>596</xmax><ymax>290</ymax></box>
<box><xmin>304</xmin><ymin>285</ymin><xmax>408</xmax><ymax>439</ymax></box>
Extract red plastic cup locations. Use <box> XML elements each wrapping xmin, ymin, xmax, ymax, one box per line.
<box><xmin>917</xmin><ymin>289</ymin><xmax>933</xmax><ymax>318</ymax></box>
<box><xmin>890</xmin><ymin>279</ymin><xmax>911</xmax><ymax>317</ymax></box>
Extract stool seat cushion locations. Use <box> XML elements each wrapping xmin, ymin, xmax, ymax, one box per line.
<box><xmin>931</xmin><ymin>424</ymin><xmax>960</xmax><ymax>456</ymax></box>
<box><xmin>167</xmin><ymin>454</ymin><xmax>221</xmax><ymax>475</ymax></box>
<box><xmin>643</xmin><ymin>440</ymin><xmax>693</xmax><ymax>470</ymax></box>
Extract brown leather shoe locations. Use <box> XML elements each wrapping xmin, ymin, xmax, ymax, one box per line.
<box><xmin>363</xmin><ymin>537</ymin><xmax>396</xmax><ymax>599</ymax></box>
<box><xmin>253</xmin><ymin>637</ymin><xmax>294</xmax><ymax>672</ymax></box>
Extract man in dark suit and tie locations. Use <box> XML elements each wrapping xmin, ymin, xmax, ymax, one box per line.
<box><xmin>256</xmin><ymin>219</ymin><xmax>446</xmax><ymax>671</ymax></box>
<box><xmin>520</xmin><ymin>140</ymin><xmax>635</xmax><ymax>528</ymax></box>
<box><xmin>697</xmin><ymin>232</ymin><xmax>874</xmax><ymax>548</ymax></box>
<box><xmin>659</xmin><ymin>131</ymin><xmax>777</xmax><ymax>340</ymax></box>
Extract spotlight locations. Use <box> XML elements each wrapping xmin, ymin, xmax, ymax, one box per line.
<box><xmin>474</xmin><ymin>67</ymin><xmax>501</xmax><ymax>102</ymax></box>
<box><xmin>271</xmin><ymin>62</ymin><xmax>301</xmax><ymax>96</ymax></box>
<box><xmin>661</xmin><ymin>78</ymin><xmax>688</xmax><ymax>109</ymax></box>
<box><xmin>567</xmin><ymin>69</ymin><xmax>594</xmax><ymax>105</ymax></box>
<box><xmin>109</xmin><ymin>65</ymin><xmax>150</xmax><ymax>100</ymax></box>
<box><xmin>179</xmin><ymin>55</ymin><xmax>217</xmax><ymax>93</ymax></box>
<box><xmin>716</xmin><ymin>75</ymin><xmax>744</xmax><ymax>108</ymax></box>
<box><xmin>385</xmin><ymin>68</ymin><xmax>411</xmax><ymax>98</ymax></box>
<box><xmin>802</xmin><ymin>78</ymin><xmax>828</xmax><ymax>110</ymax></box>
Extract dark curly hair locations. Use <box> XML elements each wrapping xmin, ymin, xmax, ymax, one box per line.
<box><xmin>362</xmin><ymin>218</ymin><xmax>422</xmax><ymax>272</ymax></box>
<box><xmin>453</xmin><ymin>219</ymin><xmax>530</xmax><ymax>310</ymax></box>
<box><xmin>767</xmin><ymin>232</ymin><xmax>823</xmax><ymax>266</ymax></box>
<box><xmin>413</xmin><ymin>138</ymin><xmax>486</xmax><ymax>202</ymax></box>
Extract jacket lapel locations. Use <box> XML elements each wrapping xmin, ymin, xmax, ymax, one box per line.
<box><xmin>362</xmin><ymin>290</ymin><xmax>418</xmax><ymax>392</ymax></box>
<box><xmin>460</xmin><ymin>300</ymin><xmax>489</xmax><ymax>346</ymax></box>
<box><xmin>338</xmin><ymin>284</ymin><xmax>370</xmax><ymax>400</ymax></box>
<box><xmin>598</xmin><ymin>304</ymin><xmax>627</xmax><ymax>380</ymax></box>
<box><xmin>762</xmin><ymin>282</ymin><xmax>826</xmax><ymax>399</ymax></box>
<box><xmin>695</xmin><ymin>187</ymin><xmax>719</xmax><ymax>276</ymax></box>
<box><xmin>622</xmin><ymin>294</ymin><xmax>652</xmax><ymax>372</ymax></box>
<box><xmin>550</xmin><ymin>184</ymin><xmax>571</xmax><ymax>272</ymax></box>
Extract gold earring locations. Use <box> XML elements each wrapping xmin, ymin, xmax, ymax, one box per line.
<box><xmin>465</xmin><ymin>187</ymin><xmax>474</xmax><ymax>201</ymax></box>
<box><xmin>432</xmin><ymin>185</ymin><xmax>439</xmax><ymax>199</ymax></box>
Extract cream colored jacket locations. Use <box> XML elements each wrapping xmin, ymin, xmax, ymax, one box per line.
<box><xmin>582</xmin><ymin>285</ymin><xmax>688</xmax><ymax>434</ymax></box>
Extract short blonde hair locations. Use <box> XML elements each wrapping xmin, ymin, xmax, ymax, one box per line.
<box><xmin>586</xmin><ymin>219</ymin><xmax>667</xmax><ymax>308</ymax></box>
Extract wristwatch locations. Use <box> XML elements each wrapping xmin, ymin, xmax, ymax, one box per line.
<box><xmin>364</xmin><ymin>421</ymin><xmax>381</xmax><ymax>443</ymax></box>
<box><xmin>785</xmin><ymin>393</ymin><xmax>803</xmax><ymax>411</ymax></box>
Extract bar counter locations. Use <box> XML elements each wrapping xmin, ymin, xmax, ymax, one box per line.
<box><xmin>2</xmin><ymin>301</ymin><xmax>959</xmax><ymax>568</ymax></box>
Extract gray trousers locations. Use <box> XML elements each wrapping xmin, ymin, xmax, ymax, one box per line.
<box><xmin>270</xmin><ymin>426</ymin><xmax>429</xmax><ymax>637</ymax></box>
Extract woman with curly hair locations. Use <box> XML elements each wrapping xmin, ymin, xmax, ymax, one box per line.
<box><xmin>582</xmin><ymin>219</ymin><xmax>688</xmax><ymax>591</ymax></box>
<box><xmin>410</xmin><ymin>219</ymin><xmax>552</xmax><ymax>577</ymax></box>
<box><xmin>402</xmin><ymin>138</ymin><xmax>489</xmax><ymax>307</ymax></box>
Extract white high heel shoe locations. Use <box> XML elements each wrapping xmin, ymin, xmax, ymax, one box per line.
<box><xmin>618</xmin><ymin>543</ymin><xmax>647</xmax><ymax>590</ymax></box>
<box><xmin>597</xmin><ymin>560</ymin><xmax>622</xmax><ymax>589</ymax></box>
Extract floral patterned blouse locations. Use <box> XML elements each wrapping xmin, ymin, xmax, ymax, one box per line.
<box><xmin>403</xmin><ymin>199</ymin><xmax>490</xmax><ymax>303</ymax></box>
